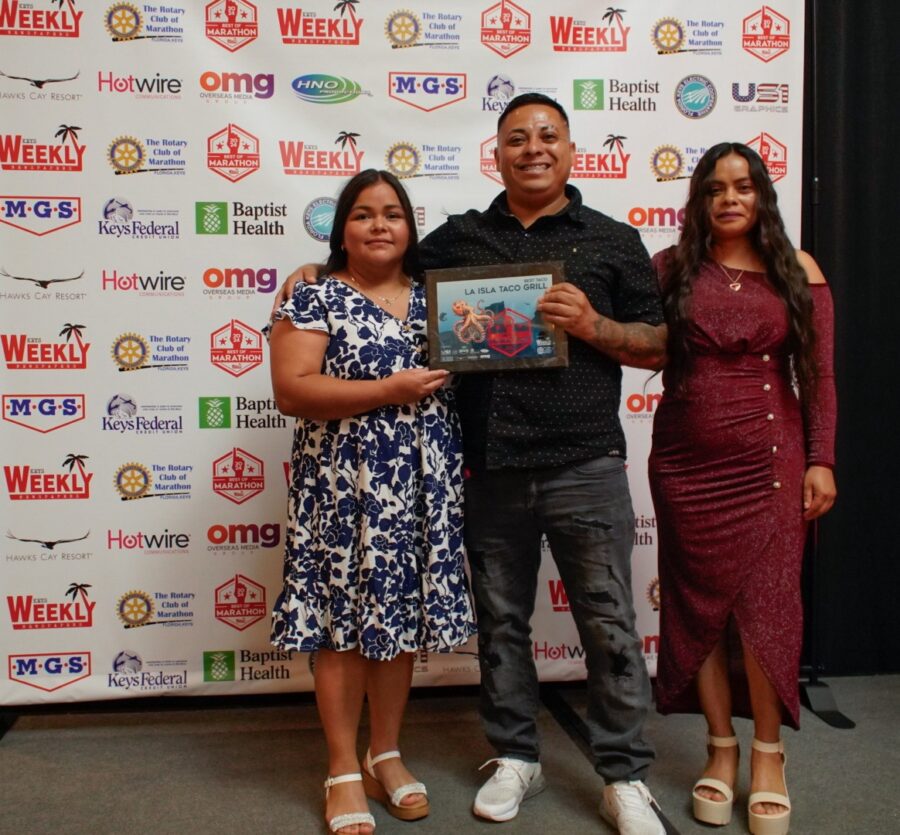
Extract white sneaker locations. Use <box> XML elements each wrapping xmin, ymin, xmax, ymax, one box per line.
<box><xmin>600</xmin><ymin>780</ymin><xmax>665</xmax><ymax>835</ymax></box>
<box><xmin>473</xmin><ymin>757</ymin><xmax>546</xmax><ymax>822</ymax></box>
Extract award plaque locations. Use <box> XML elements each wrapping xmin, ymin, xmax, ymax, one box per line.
<box><xmin>425</xmin><ymin>261</ymin><xmax>569</xmax><ymax>372</ymax></box>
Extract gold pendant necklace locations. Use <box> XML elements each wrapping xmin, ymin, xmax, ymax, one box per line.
<box><xmin>715</xmin><ymin>261</ymin><xmax>745</xmax><ymax>292</ymax></box>
<box><xmin>347</xmin><ymin>268</ymin><xmax>409</xmax><ymax>305</ymax></box>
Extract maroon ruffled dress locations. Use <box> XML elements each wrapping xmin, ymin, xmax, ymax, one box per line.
<box><xmin>649</xmin><ymin>254</ymin><xmax>836</xmax><ymax>728</ymax></box>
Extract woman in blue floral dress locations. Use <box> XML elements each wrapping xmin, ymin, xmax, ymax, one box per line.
<box><xmin>268</xmin><ymin>169</ymin><xmax>475</xmax><ymax>834</ymax></box>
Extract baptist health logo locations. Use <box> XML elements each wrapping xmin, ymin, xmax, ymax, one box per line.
<box><xmin>196</xmin><ymin>202</ymin><xmax>228</xmax><ymax>235</ymax></box>
<box><xmin>203</xmin><ymin>650</ymin><xmax>235</xmax><ymax>681</ymax></box>
<box><xmin>199</xmin><ymin>397</ymin><xmax>232</xmax><ymax>428</ymax></box>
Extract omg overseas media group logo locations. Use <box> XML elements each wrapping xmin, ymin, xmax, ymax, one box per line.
<box><xmin>277</xmin><ymin>0</ymin><xmax>362</xmax><ymax>45</ymax></box>
<box><xmin>201</xmin><ymin>265</ymin><xmax>277</xmax><ymax>298</ymax></box>
<box><xmin>103</xmin><ymin>2</ymin><xmax>184</xmax><ymax>43</ymax></box>
<box><xmin>0</xmin><ymin>123</ymin><xmax>85</xmax><ymax>172</ymax></box>
<box><xmin>199</xmin><ymin>69</ymin><xmax>274</xmax><ymax>103</ymax></box>
<box><xmin>0</xmin><ymin>0</ymin><xmax>83</xmax><ymax>37</ymax></box>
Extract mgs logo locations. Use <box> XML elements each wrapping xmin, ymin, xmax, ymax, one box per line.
<box><xmin>2</xmin><ymin>394</ymin><xmax>86</xmax><ymax>433</ymax></box>
<box><xmin>212</xmin><ymin>447</ymin><xmax>265</xmax><ymax>504</ymax></box>
<box><xmin>0</xmin><ymin>195</ymin><xmax>81</xmax><ymax>236</ymax></box>
<box><xmin>388</xmin><ymin>73</ymin><xmax>467</xmax><ymax>112</ymax></box>
<box><xmin>742</xmin><ymin>6</ymin><xmax>790</xmax><ymax>63</ymax></box>
<box><xmin>214</xmin><ymin>574</ymin><xmax>266</xmax><ymax>631</ymax></box>
<box><xmin>8</xmin><ymin>652</ymin><xmax>91</xmax><ymax>693</ymax></box>
<box><xmin>207</xmin><ymin>123</ymin><xmax>260</xmax><ymax>183</ymax></box>
<box><xmin>0</xmin><ymin>0</ymin><xmax>83</xmax><ymax>38</ymax></box>
<box><xmin>203</xmin><ymin>650</ymin><xmax>236</xmax><ymax>681</ymax></box>
<box><xmin>205</xmin><ymin>0</ymin><xmax>258</xmax><ymax>52</ymax></box>
<box><xmin>481</xmin><ymin>1</ymin><xmax>531</xmax><ymax>58</ymax></box>
<box><xmin>210</xmin><ymin>319</ymin><xmax>263</xmax><ymax>377</ymax></box>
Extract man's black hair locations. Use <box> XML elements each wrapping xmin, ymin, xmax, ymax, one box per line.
<box><xmin>497</xmin><ymin>93</ymin><xmax>569</xmax><ymax>132</ymax></box>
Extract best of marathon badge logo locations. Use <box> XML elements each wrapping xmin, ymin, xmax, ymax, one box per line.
<box><xmin>746</xmin><ymin>132</ymin><xmax>787</xmax><ymax>183</ymax></box>
<box><xmin>277</xmin><ymin>0</ymin><xmax>362</xmax><ymax>45</ymax></box>
<box><xmin>280</xmin><ymin>130</ymin><xmax>364</xmax><ymax>176</ymax></box>
<box><xmin>107</xmin><ymin>134</ymin><xmax>187</xmax><ymax>176</ymax></box>
<box><xmin>550</xmin><ymin>8</ymin><xmax>630</xmax><ymax>52</ymax></box>
<box><xmin>742</xmin><ymin>6</ymin><xmax>790</xmax><ymax>62</ymax></box>
<box><xmin>207</xmin><ymin>123</ymin><xmax>259</xmax><ymax>182</ymax></box>
<box><xmin>210</xmin><ymin>319</ymin><xmax>263</xmax><ymax>376</ymax></box>
<box><xmin>0</xmin><ymin>123</ymin><xmax>85</xmax><ymax>172</ymax></box>
<box><xmin>8</xmin><ymin>652</ymin><xmax>91</xmax><ymax>693</ymax></box>
<box><xmin>388</xmin><ymin>72</ymin><xmax>466</xmax><ymax>112</ymax></box>
<box><xmin>104</xmin><ymin>2</ymin><xmax>184</xmax><ymax>43</ymax></box>
<box><xmin>205</xmin><ymin>0</ymin><xmax>258</xmax><ymax>52</ymax></box>
<box><xmin>384</xmin><ymin>9</ymin><xmax>461</xmax><ymax>50</ymax></box>
<box><xmin>212</xmin><ymin>447</ymin><xmax>265</xmax><ymax>504</ymax></box>
<box><xmin>214</xmin><ymin>574</ymin><xmax>266</xmax><ymax>631</ymax></box>
<box><xmin>481</xmin><ymin>1</ymin><xmax>530</xmax><ymax>58</ymax></box>
<box><xmin>3</xmin><ymin>453</ymin><xmax>92</xmax><ymax>501</ymax></box>
<box><xmin>0</xmin><ymin>195</ymin><xmax>81</xmax><ymax>235</ymax></box>
<box><xmin>6</xmin><ymin>582</ymin><xmax>95</xmax><ymax>630</ymax></box>
<box><xmin>0</xmin><ymin>0</ymin><xmax>83</xmax><ymax>37</ymax></box>
<box><xmin>2</xmin><ymin>322</ymin><xmax>89</xmax><ymax>370</ymax></box>
<box><xmin>651</xmin><ymin>16</ymin><xmax>723</xmax><ymax>56</ymax></box>
<box><xmin>111</xmin><ymin>332</ymin><xmax>190</xmax><ymax>372</ymax></box>
<box><xmin>3</xmin><ymin>394</ymin><xmax>85</xmax><ymax>433</ymax></box>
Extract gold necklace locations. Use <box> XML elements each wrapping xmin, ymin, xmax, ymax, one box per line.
<box><xmin>715</xmin><ymin>261</ymin><xmax>745</xmax><ymax>292</ymax></box>
<box><xmin>346</xmin><ymin>268</ymin><xmax>409</xmax><ymax>306</ymax></box>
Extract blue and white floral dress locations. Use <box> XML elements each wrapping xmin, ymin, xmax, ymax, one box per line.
<box><xmin>269</xmin><ymin>277</ymin><xmax>476</xmax><ymax>660</ymax></box>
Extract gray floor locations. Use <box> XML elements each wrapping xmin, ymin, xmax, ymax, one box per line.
<box><xmin>1</xmin><ymin>675</ymin><xmax>897</xmax><ymax>834</ymax></box>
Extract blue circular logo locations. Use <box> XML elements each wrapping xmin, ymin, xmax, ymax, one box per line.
<box><xmin>303</xmin><ymin>197</ymin><xmax>336</xmax><ymax>242</ymax></box>
<box><xmin>675</xmin><ymin>75</ymin><xmax>716</xmax><ymax>118</ymax></box>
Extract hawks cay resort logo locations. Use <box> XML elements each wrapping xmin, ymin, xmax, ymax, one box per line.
<box><xmin>388</xmin><ymin>72</ymin><xmax>466</xmax><ymax>112</ymax></box>
<box><xmin>0</xmin><ymin>0</ymin><xmax>83</xmax><ymax>37</ymax></box>
<box><xmin>212</xmin><ymin>447</ymin><xmax>265</xmax><ymax>505</ymax></box>
<box><xmin>5</xmin><ymin>528</ymin><xmax>91</xmax><ymax>564</ymax></box>
<box><xmin>385</xmin><ymin>8</ymin><xmax>461</xmax><ymax>49</ymax></box>
<box><xmin>480</xmin><ymin>1</ymin><xmax>530</xmax><ymax>58</ymax></box>
<box><xmin>202</xmin><ymin>265</ymin><xmax>277</xmax><ymax>297</ymax></box>
<box><xmin>0</xmin><ymin>265</ymin><xmax>85</xmax><ymax>303</ymax></box>
<box><xmin>205</xmin><ymin>0</ymin><xmax>258</xmax><ymax>52</ymax></box>
<box><xmin>6</xmin><ymin>581</ymin><xmax>95</xmax><ymax>630</ymax></box>
<box><xmin>0</xmin><ymin>195</ymin><xmax>81</xmax><ymax>236</ymax></box>
<box><xmin>3</xmin><ymin>393</ymin><xmax>85</xmax><ymax>433</ymax></box>
<box><xmin>0</xmin><ymin>123</ymin><xmax>85</xmax><ymax>172</ymax></box>
<box><xmin>207</xmin><ymin>123</ymin><xmax>260</xmax><ymax>182</ymax></box>
<box><xmin>650</xmin><ymin>16</ymin><xmax>723</xmax><ymax>56</ymax></box>
<box><xmin>103</xmin><ymin>2</ymin><xmax>185</xmax><ymax>43</ymax></box>
<box><xmin>199</xmin><ymin>69</ymin><xmax>274</xmax><ymax>102</ymax></box>
<box><xmin>1</xmin><ymin>322</ymin><xmax>89</xmax><ymax>370</ymax></box>
<box><xmin>0</xmin><ymin>66</ymin><xmax>82</xmax><ymax>102</ymax></box>
<box><xmin>97</xmin><ymin>68</ymin><xmax>182</xmax><ymax>100</ymax></box>
<box><xmin>110</xmin><ymin>331</ymin><xmax>190</xmax><ymax>373</ymax></box>
<box><xmin>210</xmin><ymin>320</ymin><xmax>263</xmax><ymax>377</ymax></box>
<box><xmin>3</xmin><ymin>453</ymin><xmax>93</xmax><ymax>501</ymax></box>
<box><xmin>550</xmin><ymin>7</ymin><xmax>630</xmax><ymax>52</ymax></box>
<box><xmin>196</xmin><ymin>201</ymin><xmax>286</xmax><ymax>235</ymax></box>
<box><xmin>214</xmin><ymin>574</ymin><xmax>267</xmax><ymax>631</ymax></box>
<box><xmin>8</xmin><ymin>652</ymin><xmax>91</xmax><ymax>693</ymax></box>
<box><xmin>101</xmin><ymin>392</ymin><xmax>184</xmax><ymax>435</ymax></box>
<box><xmin>280</xmin><ymin>130</ymin><xmax>364</xmax><ymax>177</ymax></box>
<box><xmin>107</xmin><ymin>649</ymin><xmax>187</xmax><ymax>692</ymax></box>
<box><xmin>107</xmin><ymin>134</ymin><xmax>187</xmax><ymax>176</ymax></box>
<box><xmin>116</xmin><ymin>589</ymin><xmax>195</xmax><ymax>629</ymax></box>
<box><xmin>113</xmin><ymin>461</ymin><xmax>192</xmax><ymax>502</ymax></box>
<box><xmin>99</xmin><ymin>196</ymin><xmax>180</xmax><ymax>240</ymax></box>
<box><xmin>277</xmin><ymin>0</ymin><xmax>362</xmax><ymax>46</ymax></box>
<box><xmin>200</xmin><ymin>395</ymin><xmax>287</xmax><ymax>430</ymax></box>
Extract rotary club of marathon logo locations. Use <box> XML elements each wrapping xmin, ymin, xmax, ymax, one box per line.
<box><xmin>385</xmin><ymin>142</ymin><xmax>421</xmax><ymax>179</ymax></box>
<box><xmin>116</xmin><ymin>589</ymin><xmax>194</xmax><ymax>628</ymax></box>
<box><xmin>205</xmin><ymin>0</ymin><xmax>259</xmax><ymax>52</ymax></box>
<box><xmin>207</xmin><ymin>124</ymin><xmax>260</xmax><ymax>183</ymax></box>
<box><xmin>110</xmin><ymin>332</ymin><xmax>189</xmax><ymax>372</ymax></box>
<box><xmin>104</xmin><ymin>2</ymin><xmax>184</xmax><ymax>43</ymax></box>
<box><xmin>113</xmin><ymin>461</ymin><xmax>192</xmax><ymax>501</ymax></box>
<box><xmin>650</xmin><ymin>17</ymin><xmax>722</xmax><ymax>56</ymax></box>
<box><xmin>384</xmin><ymin>8</ymin><xmax>461</xmax><ymax>50</ymax></box>
<box><xmin>650</xmin><ymin>144</ymin><xmax>687</xmax><ymax>181</ymax></box>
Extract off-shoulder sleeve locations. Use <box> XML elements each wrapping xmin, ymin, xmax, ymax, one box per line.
<box><xmin>263</xmin><ymin>281</ymin><xmax>330</xmax><ymax>340</ymax></box>
<box><xmin>803</xmin><ymin>284</ymin><xmax>837</xmax><ymax>468</ymax></box>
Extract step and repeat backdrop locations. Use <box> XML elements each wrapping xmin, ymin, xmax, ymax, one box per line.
<box><xmin>1</xmin><ymin>1</ymin><xmax>804</xmax><ymax>704</ymax></box>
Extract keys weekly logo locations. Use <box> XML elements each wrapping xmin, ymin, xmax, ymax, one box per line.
<box><xmin>277</xmin><ymin>1</ymin><xmax>362</xmax><ymax>45</ymax></box>
<box><xmin>550</xmin><ymin>8</ymin><xmax>631</xmax><ymax>52</ymax></box>
<box><xmin>1</xmin><ymin>322</ymin><xmax>89</xmax><ymax>370</ymax></box>
<box><xmin>3</xmin><ymin>453</ymin><xmax>92</xmax><ymax>500</ymax></box>
<box><xmin>280</xmin><ymin>130</ymin><xmax>364</xmax><ymax>176</ymax></box>
<box><xmin>0</xmin><ymin>123</ymin><xmax>85</xmax><ymax>172</ymax></box>
<box><xmin>0</xmin><ymin>0</ymin><xmax>83</xmax><ymax>37</ymax></box>
<box><xmin>6</xmin><ymin>582</ymin><xmax>95</xmax><ymax>630</ymax></box>
<box><xmin>0</xmin><ymin>195</ymin><xmax>81</xmax><ymax>235</ymax></box>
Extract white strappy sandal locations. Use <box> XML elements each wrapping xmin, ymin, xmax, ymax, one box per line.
<box><xmin>748</xmin><ymin>739</ymin><xmax>791</xmax><ymax>835</ymax></box>
<box><xmin>692</xmin><ymin>733</ymin><xmax>739</xmax><ymax>825</ymax></box>
<box><xmin>362</xmin><ymin>749</ymin><xmax>429</xmax><ymax>821</ymax></box>
<box><xmin>323</xmin><ymin>773</ymin><xmax>376</xmax><ymax>834</ymax></box>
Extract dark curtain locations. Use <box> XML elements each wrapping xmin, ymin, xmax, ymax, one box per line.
<box><xmin>801</xmin><ymin>1</ymin><xmax>900</xmax><ymax>674</ymax></box>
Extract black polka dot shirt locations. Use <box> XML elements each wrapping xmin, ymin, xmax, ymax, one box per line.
<box><xmin>419</xmin><ymin>185</ymin><xmax>664</xmax><ymax>472</ymax></box>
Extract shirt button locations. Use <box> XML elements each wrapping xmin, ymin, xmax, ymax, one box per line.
<box><xmin>762</xmin><ymin>354</ymin><xmax>770</xmax><ymax>362</ymax></box>
<box><xmin>763</xmin><ymin>383</ymin><xmax>772</xmax><ymax>391</ymax></box>
<box><xmin>772</xmin><ymin>445</ymin><xmax>778</xmax><ymax>453</ymax></box>
<box><xmin>773</xmin><ymin>481</ymin><xmax>782</xmax><ymax>489</ymax></box>
<box><xmin>766</xmin><ymin>413</ymin><xmax>774</xmax><ymax>421</ymax></box>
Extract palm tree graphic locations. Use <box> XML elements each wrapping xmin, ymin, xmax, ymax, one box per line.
<box><xmin>334</xmin><ymin>0</ymin><xmax>358</xmax><ymax>19</ymax></box>
<box><xmin>603</xmin><ymin>134</ymin><xmax>627</xmax><ymax>156</ymax></box>
<box><xmin>335</xmin><ymin>131</ymin><xmax>360</xmax><ymax>150</ymax></box>
<box><xmin>602</xmin><ymin>7</ymin><xmax>626</xmax><ymax>29</ymax></box>
<box><xmin>59</xmin><ymin>323</ymin><xmax>86</xmax><ymax>344</ymax></box>
<box><xmin>62</xmin><ymin>453</ymin><xmax>89</xmax><ymax>474</ymax></box>
<box><xmin>65</xmin><ymin>582</ymin><xmax>92</xmax><ymax>604</ymax></box>
<box><xmin>54</xmin><ymin>124</ymin><xmax>81</xmax><ymax>148</ymax></box>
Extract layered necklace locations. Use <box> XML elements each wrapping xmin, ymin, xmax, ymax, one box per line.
<box><xmin>346</xmin><ymin>267</ymin><xmax>409</xmax><ymax>306</ymax></box>
<box><xmin>714</xmin><ymin>261</ymin><xmax>745</xmax><ymax>292</ymax></box>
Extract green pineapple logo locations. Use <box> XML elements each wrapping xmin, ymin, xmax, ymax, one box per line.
<box><xmin>203</xmin><ymin>650</ymin><xmax>235</xmax><ymax>682</ymax></box>
<box><xmin>199</xmin><ymin>397</ymin><xmax>232</xmax><ymax>429</ymax></box>
<box><xmin>196</xmin><ymin>201</ymin><xmax>228</xmax><ymax>235</ymax></box>
<box><xmin>574</xmin><ymin>79</ymin><xmax>604</xmax><ymax>111</ymax></box>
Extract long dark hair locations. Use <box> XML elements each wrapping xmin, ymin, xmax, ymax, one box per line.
<box><xmin>662</xmin><ymin>142</ymin><xmax>817</xmax><ymax>402</ymax></box>
<box><xmin>323</xmin><ymin>168</ymin><xmax>422</xmax><ymax>281</ymax></box>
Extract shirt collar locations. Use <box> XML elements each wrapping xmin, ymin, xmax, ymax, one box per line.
<box><xmin>487</xmin><ymin>183</ymin><xmax>585</xmax><ymax>226</ymax></box>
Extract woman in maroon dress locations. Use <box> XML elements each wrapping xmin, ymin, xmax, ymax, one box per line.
<box><xmin>650</xmin><ymin>143</ymin><xmax>836</xmax><ymax>835</ymax></box>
